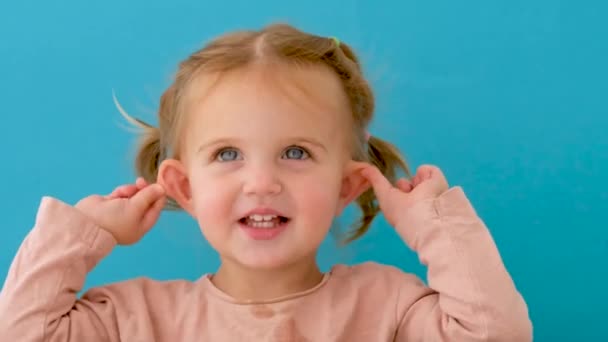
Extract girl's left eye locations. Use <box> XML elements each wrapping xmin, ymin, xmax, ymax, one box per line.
<box><xmin>282</xmin><ymin>146</ymin><xmax>309</xmax><ymax>160</ymax></box>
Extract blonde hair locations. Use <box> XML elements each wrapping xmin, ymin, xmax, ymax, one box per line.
<box><xmin>119</xmin><ymin>23</ymin><xmax>411</xmax><ymax>244</ymax></box>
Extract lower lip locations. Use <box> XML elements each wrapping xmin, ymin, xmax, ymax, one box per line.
<box><xmin>239</xmin><ymin>221</ymin><xmax>289</xmax><ymax>240</ymax></box>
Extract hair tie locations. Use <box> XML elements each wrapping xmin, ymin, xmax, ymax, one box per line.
<box><xmin>365</xmin><ymin>131</ymin><xmax>371</xmax><ymax>141</ymax></box>
<box><xmin>330</xmin><ymin>36</ymin><xmax>340</xmax><ymax>47</ymax></box>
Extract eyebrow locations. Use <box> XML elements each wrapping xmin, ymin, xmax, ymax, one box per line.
<box><xmin>292</xmin><ymin>137</ymin><xmax>328</xmax><ymax>152</ymax></box>
<box><xmin>197</xmin><ymin>138</ymin><xmax>239</xmax><ymax>154</ymax></box>
<box><xmin>196</xmin><ymin>136</ymin><xmax>328</xmax><ymax>154</ymax></box>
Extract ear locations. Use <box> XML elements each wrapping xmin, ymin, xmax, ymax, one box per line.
<box><xmin>157</xmin><ymin>159</ymin><xmax>195</xmax><ymax>215</ymax></box>
<box><xmin>335</xmin><ymin>161</ymin><xmax>371</xmax><ymax>216</ymax></box>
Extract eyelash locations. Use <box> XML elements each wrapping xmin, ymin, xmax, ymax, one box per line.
<box><xmin>212</xmin><ymin>145</ymin><xmax>311</xmax><ymax>162</ymax></box>
<box><xmin>282</xmin><ymin>146</ymin><xmax>310</xmax><ymax>160</ymax></box>
<box><xmin>214</xmin><ymin>147</ymin><xmax>241</xmax><ymax>162</ymax></box>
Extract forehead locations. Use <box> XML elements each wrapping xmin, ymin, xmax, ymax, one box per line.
<box><xmin>183</xmin><ymin>62</ymin><xmax>352</xmax><ymax>150</ymax></box>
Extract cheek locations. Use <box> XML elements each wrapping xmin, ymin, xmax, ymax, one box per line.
<box><xmin>292</xmin><ymin>170</ymin><xmax>342</xmax><ymax>219</ymax></box>
<box><xmin>188</xmin><ymin>172</ymin><xmax>236</xmax><ymax>224</ymax></box>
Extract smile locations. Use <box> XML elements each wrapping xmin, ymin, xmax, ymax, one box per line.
<box><xmin>240</xmin><ymin>214</ymin><xmax>290</xmax><ymax>229</ymax></box>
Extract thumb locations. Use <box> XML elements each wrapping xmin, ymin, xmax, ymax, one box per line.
<box><xmin>129</xmin><ymin>184</ymin><xmax>166</xmax><ymax>215</ymax></box>
<box><xmin>140</xmin><ymin>196</ymin><xmax>166</xmax><ymax>233</ymax></box>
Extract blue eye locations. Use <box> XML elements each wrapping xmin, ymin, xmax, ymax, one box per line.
<box><xmin>283</xmin><ymin>146</ymin><xmax>309</xmax><ymax>160</ymax></box>
<box><xmin>216</xmin><ymin>148</ymin><xmax>242</xmax><ymax>162</ymax></box>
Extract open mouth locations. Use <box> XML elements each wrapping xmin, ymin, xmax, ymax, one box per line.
<box><xmin>239</xmin><ymin>214</ymin><xmax>290</xmax><ymax>229</ymax></box>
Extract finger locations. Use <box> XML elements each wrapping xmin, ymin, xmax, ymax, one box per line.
<box><xmin>412</xmin><ymin>165</ymin><xmax>434</xmax><ymax>187</ymax></box>
<box><xmin>129</xmin><ymin>183</ymin><xmax>166</xmax><ymax>214</ymax></box>
<box><xmin>107</xmin><ymin>184</ymin><xmax>139</xmax><ymax>199</ymax></box>
<box><xmin>411</xmin><ymin>173</ymin><xmax>423</xmax><ymax>188</ymax></box>
<box><xmin>140</xmin><ymin>196</ymin><xmax>166</xmax><ymax>233</ymax></box>
<box><xmin>360</xmin><ymin>166</ymin><xmax>394</xmax><ymax>199</ymax></box>
<box><xmin>414</xmin><ymin>165</ymin><xmax>449</xmax><ymax>194</ymax></box>
<box><xmin>427</xmin><ymin>166</ymin><xmax>449</xmax><ymax>190</ymax></box>
<box><xmin>421</xmin><ymin>165</ymin><xmax>438</xmax><ymax>178</ymax></box>
<box><xmin>135</xmin><ymin>177</ymin><xmax>148</xmax><ymax>189</ymax></box>
<box><xmin>396</xmin><ymin>178</ymin><xmax>413</xmax><ymax>193</ymax></box>
<box><xmin>109</xmin><ymin>185</ymin><xmax>130</xmax><ymax>196</ymax></box>
<box><xmin>419</xmin><ymin>165</ymin><xmax>443</xmax><ymax>183</ymax></box>
<box><xmin>422</xmin><ymin>166</ymin><xmax>435</xmax><ymax>181</ymax></box>
<box><xmin>112</xmin><ymin>178</ymin><xmax>148</xmax><ymax>198</ymax></box>
<box><xmin>118</xmin><ymin>185</ymin><xmax>139</xmax><ymax>197</ymax></box>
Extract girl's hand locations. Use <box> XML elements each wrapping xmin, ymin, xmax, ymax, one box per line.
<box><xmin>75</xmin><ymin>177</ymin><xmax>166</xmax><ymax>245</ymax></box>
<box><xmin>361</xmin><ymin>164</ymin><xmax>449</xmax><ymax>227</ymax></box>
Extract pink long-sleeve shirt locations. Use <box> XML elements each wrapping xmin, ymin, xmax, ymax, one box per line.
<box><xmin>0</xmin><ymin>187</ymin><xmax>532</xmax><ymax>341</ymax></box>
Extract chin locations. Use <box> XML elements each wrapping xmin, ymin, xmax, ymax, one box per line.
<box><xmin>234</xmin><ymin>251</ymin><xmax>298</xmax><ymax>271</ymax></box>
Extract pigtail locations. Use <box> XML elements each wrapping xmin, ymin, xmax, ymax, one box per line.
<box><xmin>113</xmin><ymin>86</ymin><xmax>181</xmax><ymax>210</ymax></box>
<box><xmin>315</xmin><ymin>35</ymin><xmax>413</xmax><ymax>244</ymax></box>
<box><xmin>366</xmin><ymin>135</ymin><xmax>411</xmax><ymax>183</ymax></box>
<box><xmin>133</xmin><ymin>125</ymin><xmax>162</xmax><ymax>185</ymax></box>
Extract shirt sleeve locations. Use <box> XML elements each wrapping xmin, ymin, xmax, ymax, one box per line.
<box><xmin>393</xmin><ymin>187</ymin><xmax>533</xmax><ymax>341</ymax></box>
<box><xmin>0</xmin><ymin>196</ymin><xmax>125</xmax><ymax>341</ymax></box>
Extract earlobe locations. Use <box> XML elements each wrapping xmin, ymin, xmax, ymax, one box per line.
<box><xmin>335</xmin><ymin>161</ymin><xmax>371</xmax><ymax>216</ymax></box>
<box><xmin>157</xmin><ymin>159</ymin><xmax>194</xmax><ymax>214</ymax></box>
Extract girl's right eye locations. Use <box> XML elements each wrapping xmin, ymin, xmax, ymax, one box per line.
<box><xmin>215</xmin><ymin>148</ymin><xmax>242</xmax><ymax>162</ymax></box>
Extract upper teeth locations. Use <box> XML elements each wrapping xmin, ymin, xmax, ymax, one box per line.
<box><xmin>248</xmin><ymin>215</ymin><xmax>277</xmax><ymax>222</ymax></box>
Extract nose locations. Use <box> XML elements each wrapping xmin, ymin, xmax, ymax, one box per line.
<box><xmin>242</xmin><ymin>163</ymin><xmax>283</xmax><ymax>197</ymax></box>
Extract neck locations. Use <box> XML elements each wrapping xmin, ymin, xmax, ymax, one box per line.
<box><xmin>210</xmin><ymin>257</ymin><xmax>324</xmax><ymax>302</ymax></box>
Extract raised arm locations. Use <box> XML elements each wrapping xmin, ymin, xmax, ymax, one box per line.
<box><xmin>360</xmin><ymin>164</ymin><xmax>532</xmax><ymax>341</ymax></box>
<box><xmin>0</xmin><ymin>197</ymin><xmax>121</xmax><ymax>341</ymax></box>
<box><xmin>0</xmin><ymin>181</ymin><xmax>167</xmax><ymax>341</ymax></box>
<box><xmin>393</xmin><ymin>187</ymin><xmax>532</xmax><ymax>341</ymax></box>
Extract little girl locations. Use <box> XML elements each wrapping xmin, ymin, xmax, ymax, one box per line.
<box><xmin>0</xmin><ymin>23</ymin><xmax>532</xmax><ymax>341</ymax></box>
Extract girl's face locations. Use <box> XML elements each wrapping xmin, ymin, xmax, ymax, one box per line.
<box><xmin>160</xmin><ymin>63</ymin><xmax>367</xmax><ymax>271</ymax></box>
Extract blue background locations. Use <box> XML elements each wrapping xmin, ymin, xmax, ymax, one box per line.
<box><xmin>1</xmin><ymin>1</ymin><xmax>606</xmax><ymax>340</ymax></box>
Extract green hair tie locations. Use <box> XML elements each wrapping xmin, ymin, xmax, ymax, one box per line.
<box><xmin>330</xmin><ymin>36</ymin><xmax>340</xmax><ymax>47</ymax></box>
